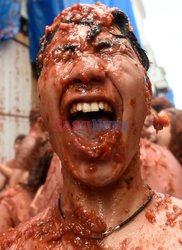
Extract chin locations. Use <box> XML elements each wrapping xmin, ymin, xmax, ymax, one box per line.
<box><xmin>63</xmin><ymin>156</ymin><xmax>127</xmax><ymax>187</ymax></box>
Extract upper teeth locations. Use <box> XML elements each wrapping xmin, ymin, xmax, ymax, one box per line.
<box><xmin>70</xmin><ymin>102</ymin><xmax>113</xmax><ymax>114</ymax></box>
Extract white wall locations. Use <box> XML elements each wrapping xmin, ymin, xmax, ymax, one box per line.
<box><xmin>141</xmin><ymin>0</ymin><xmax>182</xmax><ymax>108</ymax></box>
<box><xmin>0</xmin><ymin>39</ymin><xmax>31</xmax><ymax>163</ymax></box>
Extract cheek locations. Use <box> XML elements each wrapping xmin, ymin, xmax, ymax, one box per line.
<box><xmin>108</xmin><ymin>57</ymin><xmax>147</xmax><ymax>121</ymax></box>
<box><xmin>157</xmin><ymin>126</ymin><xmax>171</xmax><ymax>147</ymax></box>
<box><xmin>108</xmin><ymin>56</ymin><xmax>148</xmax><ymax>154</ymax></box>
<box><xmin>38</xmin><ymin>66</ymin><xmax>63</xmax><ymax>131</ymax></box>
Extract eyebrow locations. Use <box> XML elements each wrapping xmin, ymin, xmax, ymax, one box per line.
<box><xmin>62</xmin><ymin>43</ymin><xmax>78</xmax><ymax>51</ymax></box>
<box><xmin>52</xmin><ymin>39</ymin><xmax>115</xmax><ymax>55</ymax></box>
<box><xmin>52</xmin><ymin>43</ymin><xmax>78</xmax><ymax>54</ymax></box>
<box><xmin>95</xmin><ymin>41</ymin><xmax>112</xmax><ymax>50</ymax></box>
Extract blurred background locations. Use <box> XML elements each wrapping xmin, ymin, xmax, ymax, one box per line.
<box><xmin>0</xmin><ymin>0</ymin><xmax>182</xmax><ymax>163</ymax></box>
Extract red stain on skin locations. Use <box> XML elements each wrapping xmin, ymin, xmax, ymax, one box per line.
<box><xmin>120</xmin><ymin>238</ymin><xmax>131</xmax><ymax>250</ymax></box>
<box><xmin>135</xmin><ymin>247</ymin><xmax>143</xmax><ymax>250</ymax></box>
<box><xmin>114</xmin><ymin>142</ymin><xmax>125</xmax><ymax>163</ymax></box>
<box><xmin>130</xmin><ymin>98</ymin><xmax>136</xmax><ymax>108</ymax></box>
<box><xmin>145</xmin><ymin>209</ymin><xmax>156</xmax><ymax>224</ymax></box>
<box><xmin>0</xmin><ymin>207</ymin><xmax>106</xmax><ymax>250</ymax></box>
<box><xmin>0</xmin><ymin>208</ymin><xmax>63</xmax><ymax>249</ymax></box>
<box><xmin>132</xmin><ymin>128</ymin><xmax>137</xmax><ymax>135</ymax></box>
<box><xmin>85</xmin><ymin>164</ymin><xmax>98</xmax><ymax>174</ymax></box>
<box><xmin>166</xmin><ymin>205</ymin><xmax>182</xmax><ymax>227</ymax></box>
<box><xmin>61</xmin><ymin>207</ymin><xmax>107</xmax><ymax>249</ymax></box>
<box><xmin>131</xmin><ymin>122</ymin><xmax>135</xmax><ymax>128</ymax></box>
<box><xmin>124</xmin><ymin>209</ymin><xmax>130</xmax><ymax>214</ymax></box>
<box><xmin>38</xmin><ymin>3</ymin><xmax>114</xmax><ymax>73</ymax></box>
<box><xmin>125</xmin><ymin>176</ymin><xmax>133</xmax><ymax>190</ymax></box>
<box><xmin>45</xmin><ymin>112</ymin><xmax>49</xmax><ymax>122</ymax></box>
<box><xmin>55</xmin><ymin>3</ymin><xmax>113</xmax><ymax>29</ymax></box>
<box><xmin>155</xmin><ymin>194</ymin><xmax>172</xmax><ymax>211</ymax></box>
<box><xmin>178</xmin><ymin>238</ymin><xmax>182</xmax><ymax>245</ymax></box>
<box><xmin>153</xmin><ymin>115</ymin><xmax>169</xmax><ymax>133</ymax></box>
<box><xmin>179</xmin><ymin>220</ymin><xmax>182</xmax><ymax>230</ymax></box>
<box><xmin>63</xmin><ymin>207</ymin><xmax>106</xmax><ymax>238</ymax></box>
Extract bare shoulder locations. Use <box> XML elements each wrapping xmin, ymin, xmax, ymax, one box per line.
<box><xmin>0</xmin><ymin>207</ymin><xmax>63</xmax><ymax>250</ymax></box>
<box><xmin>141</xmin><ymin>192</ymin><xmax>182</xmax><ymax>248</ymax></box>
<box><xmin>103</xmin><ymin>192</ymin><xmax>182</xmax><ymax>249</ymax></box>
<box><xmin>151</xmin><ymin>192</ymin><xmax>182</xmax><ymax>226</ymax></box>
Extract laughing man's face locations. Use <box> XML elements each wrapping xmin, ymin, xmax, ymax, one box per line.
<box><xmin>38</xmin><ymin>23</ymin><xmax>148</xmax><ymax>187</ymax></box>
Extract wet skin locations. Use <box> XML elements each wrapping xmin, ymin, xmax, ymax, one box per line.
<box><xmin>1</xmin><ymin>4</ymin><xmax>182</xmax><ymax>249</ymax></box>
<box><xmin>38</xmin><ymin>24</ymin><xmax>149</xmax><ymax>187</ymax></box>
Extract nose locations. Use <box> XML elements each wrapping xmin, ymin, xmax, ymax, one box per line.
<box><xmin>69</xmin><ymin>56</ymin><xmax>106</xmax><ymax>85</ymax></box>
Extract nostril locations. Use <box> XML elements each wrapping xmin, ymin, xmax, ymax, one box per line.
<box><xmin>74</xmin><ymin>78</ymin><xmax>82</xmax><ymax>84</ymax></box>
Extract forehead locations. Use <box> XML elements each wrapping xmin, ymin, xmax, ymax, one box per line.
<box><xmin>50</xmin><ymin>24</ymin><xmax>122</xmax><ymax>46</ymax></box>
<box><xmin>54</xmin><ymin>24</ymin><xmax>91</xmax><ymax>43</ymax></box>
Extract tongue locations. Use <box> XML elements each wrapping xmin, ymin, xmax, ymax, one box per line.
<box><xmin>71</xmin><ymin>112</ymin><xmax>114</xmax><ymax>140</ymax></box>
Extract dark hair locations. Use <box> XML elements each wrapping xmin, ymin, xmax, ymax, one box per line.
<box><xmin>36</xmin><ymin>4</ymin><xmax>149</xmax><ymax>77</ymax></box>
<box><xmin>152</xmin><ymin>96</ymin><xmax>173</xmax><ymax>113</ymax></box>
<box><xmin>14</xmin><ymin>134</ymin><xmax>26</xmax><ymax>144</ymax></box>
<box><xmin>112</xmin><ymin>10</ymin><xmax>149</xmax><ymax>71</ymax></box>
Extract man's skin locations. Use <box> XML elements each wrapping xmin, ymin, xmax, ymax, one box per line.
<box><xmin>0</xmin><ymin>184</ymin><xmax>34</xmax><ymax>233</ymax></box>
<box><xmin>0</xmin><ymin>135</ymin><xmax>26</xmax><ymax>190</ymax></box>
<box><xmin>0</xmin><ymin>110</ymin><xmax>53</xmax><ymax>233</ymax></box>
<box><xmin>140</xmin><ymin>138</ymin><xmax>182</xmax><ymax>199</ymax></box>
<box><xmin>0</xmin><ymin>151</ymin><xmax>57</xmax><ymax>233</ymax></box>
<box><xmin>0</xmin><ymin>3</ymin><xmax>182</xmax><ymax>249</ymax></box>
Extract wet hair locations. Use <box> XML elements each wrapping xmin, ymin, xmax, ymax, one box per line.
<box><xmin>152</xmin><ymin>96</ymin><xmax>173</xmax><ymax>113</ymax></box>
<box><xmin>14</xmin><ymin>134</ymin><xmax>26</xmax><ymax>144</ymax></box>
<box><xmin>29</xmin><ymin>107</ymin><xmax>41</xmax><ymax>127</ymax></box>
<box><xmin>112</xmin><ymin>10</ymin><xmax>149</xmax><ymax>71</ymax></box>
<box><xmin>165</xmin><ymin>108</ymin><xmax>182</xmax><ymax>165</ymax></box>
<box><xmin>36</xmin><ymin>4</ymin><xmax>149</xmax><ymax>77</ymax></box>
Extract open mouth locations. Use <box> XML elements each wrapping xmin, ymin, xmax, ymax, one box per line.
<box><xmin>68</xmin><ymin>101</ymin><xmax>116</xmax><ymax>140</ymax></box>
<box><xmin>61</xmin><ymin>93</ymin><xmax>122</xmax><ymax>160</ymax></box>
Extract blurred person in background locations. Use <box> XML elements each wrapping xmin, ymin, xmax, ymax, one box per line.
<box><xmin>151</xmin><ymin>96</ymin><xmax>173</xmax><ymax>113</ymax></box>
<box><xmin>0</xmin><ymin>141</ymin><xmax>53</xmax><ymax>233</ymax></box>
<box><xmin>140</xmin><ymin>107</ymin><xmax>182</xmax><ymax>198</ymax></box>
<box><xmin>13</xmin><ymin>107</ymin><xmax>51</xmax><ymax>171</ymax></box>
<box><xmin>0</xmin><ymin>134</ymin><xmax>26</xmax><ymax>191</ymax></box>
<box><xmin>0</xmin><ymin>108</ymin><xmax>53</xmax><ymax>232</ymax></box>
<box><xmin>156</xmin><ymin>108</ymin><xmax>182</xmax><ymax>165</ymax></box>
<box><xmin>140</xmin><ymin>137</ymin><xmax>182</xmax><ymax>198</ymax></box>
<box><xmin>30</xmin><ymin>152</ymin><xmax>63</xmax><ymax>216</ymax></box>
<box><xmin>145</xmin><ymin>108</ymin><xmax>182</xmax><ymax>165</ymax></box>
<box><xmin>0</xmin><ymin>108</ymin><xmax>51</xmax><ymax>190</ymax></box>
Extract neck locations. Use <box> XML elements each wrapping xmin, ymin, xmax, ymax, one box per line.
<box><xmin>61</xmin><ymin>151</ymin><xmax>150</xmax><ymax>237</ymax></box>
